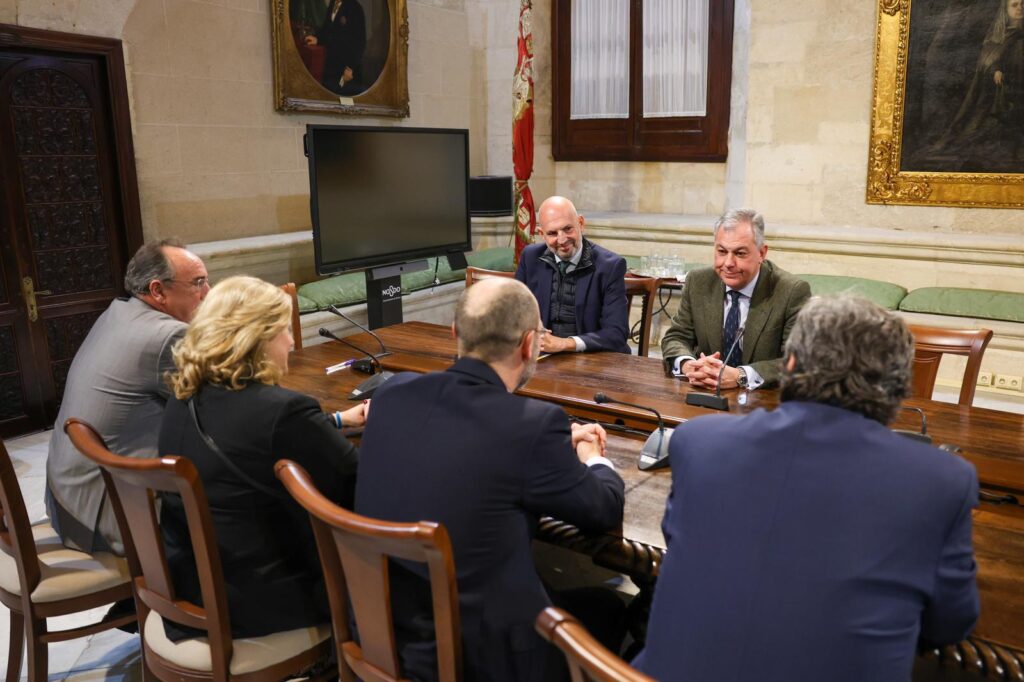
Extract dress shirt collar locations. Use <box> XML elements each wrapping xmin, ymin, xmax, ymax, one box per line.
<box><xmin>727</xmin><ymin>269</ymin><xmax>760</xmax><ymax>300</ymax></box>
<box><xmin>553</xmin><ymin>241</ymin><xmax>585</xmax><ymax>268</ymax></box>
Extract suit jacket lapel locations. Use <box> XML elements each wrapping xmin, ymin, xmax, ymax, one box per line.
<box><xmin>704</xmin><ymin>276</ymin><xmax>726</xmax><ymax>354</ymax></box>
<box><xmin>742</xmin><ymin>262</ymin><xmax>775</xmax><ymax>363</ymax></box>
<box><xmin>535</xmin><ymin>250</ymin><xmax>553</xmax><ymax>324</ymax></box>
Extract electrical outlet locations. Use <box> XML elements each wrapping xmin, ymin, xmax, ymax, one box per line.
<box><xmin>977</xmin><ymin>371</ymin><xmax>993</xmax><ymax>387</ymax></box>
<box><xmin>994</xmin><ymin>374</ymin><xmax>1023</xmax><ymax>391</ymax></box>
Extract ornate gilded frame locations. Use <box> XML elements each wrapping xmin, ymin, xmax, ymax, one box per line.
<box><xmin>867</xmin><ymin>0</ymin><xmax>1024</xmax><ymax>208</ymax></box>
<box><xmin>271</xmin><ymin>0</ymin><xmax>409</xmax><ymax>117</ymax></box>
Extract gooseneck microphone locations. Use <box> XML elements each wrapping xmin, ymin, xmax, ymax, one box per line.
<box><xmin>318</xmin><ymin>327</ymin><xmax>394</xmax><ymax>399</ymax></box>
<box><xmin>685</xmin><ymin>327</ymin><xmax>745</xmax><ymax>411</ymax></box>
<box><xmin>894</xmin><ymin>406</ymin><xmax>932</xmax><ymax>444</ymax></box>
<box><xmin>594</xmin><ymin>392</ymin><xmax>677</xmax><ymax>471</ymax></box>
<box><xmin>326</xmin><ymin>304</ymin><xmax>391</xmax><ymax>358</ymax></box>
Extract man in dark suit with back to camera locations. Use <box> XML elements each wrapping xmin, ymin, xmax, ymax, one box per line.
<box><xmin>515</xmin><ymin>195</ymin><xmax>630</xmax><ymax>354</ymax></box>
<box><xmin>662</xmin><ymin>207</ymin><xmax>811</xmax><ymax>389</ymax></box>
<box><xmin>46</xmin><ymin>238</ymin><xmax>210</xmax><ymax>554</ymax></box>
<box><xmin>637</xmin><ymin>295</ymin><xmax>980</xmax><ymax>682</ymax></box>
<box><xmin>355</xmin><ymin>277</ymin><xmax>625</xmax><ymax>681</ymax></box>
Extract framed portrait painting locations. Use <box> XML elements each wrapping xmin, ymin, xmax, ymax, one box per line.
<box><xmin>272</xmin><ymin>0</ymin><xmax>409</xmax><ymax>117</ymax></box>
<box><xmin>867</xmin><ymin>0</ymin><xmax>1024</xmax><ymax>208</ymax></box>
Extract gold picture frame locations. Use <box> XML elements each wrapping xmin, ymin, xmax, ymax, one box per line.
<box><xmin>867</xmin><ymin>0</ymin><xmax>1024</xmax><ymax>208</ymax></box>
<box><xmin>271</xmin><ymin>0</ymin><xmax>409</xmax><ymax>117</ymax></box>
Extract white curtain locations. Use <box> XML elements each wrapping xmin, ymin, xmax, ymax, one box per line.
<box><xmin>570</xmin><ymin>0</ymin><xmax>629</xmax><ymax>120</ymax></box>
<box><xmin>642</xmin><ymin>0</ymin><xmax>709</xmax><ymax>118</ymax></box>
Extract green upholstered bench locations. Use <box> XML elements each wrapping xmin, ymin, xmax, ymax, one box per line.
<box><xmin>296</xmin><ymin>247</ymin><xmax>515</xmax><ymax>313</ymax></box>
<box><xmin>796</xmin><ymin>274</ymin><xmax>908</xmax><ymax>311</ymax></box>
<box><xmin>899</xmin><ymin>288</ymin><xmax>1024</xmax><ymax>324</ymax></box>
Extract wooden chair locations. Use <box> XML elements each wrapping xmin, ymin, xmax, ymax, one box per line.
<box><xmin>907</xmin><ymin>325</ymin><xmax>993</xmax><ymax>406</ymax></box>
<box><xmin>465</xmin><ymin>266</ymin><xmax>514</xmax><ymax>287</ymax></box>
<box><xmin>64</xmin><ymin>419</ymin><xmax>332</xmax><ymax>682</ymax></box>
<box><xmin>535</xmin><ymin>607</ymin><xmax>654</xmax><ymax>682</ymax></box>
<box><xmin>0</xmin><ymin>438</ymin><xmax>134</xmax><ymax>682</ymax></box>
<box><xmin>624</xmin><ymin>276</ymin><xmax>658</xmax><ymax>357</ymax></box>
<box><xmin>280</xmin><ymin>282</ymin><xmax>303</xmax><ymax>350</ymax></box>
<box><xmin>275</xmin><ymin>459</ymin><xmax>462</xmax><ymax>682</ymax></box>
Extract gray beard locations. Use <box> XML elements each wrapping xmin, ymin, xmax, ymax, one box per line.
<box><xmin>516</xmin><ymin>357</ymin><xmax>538</xmax><ymax>391</ymax></box>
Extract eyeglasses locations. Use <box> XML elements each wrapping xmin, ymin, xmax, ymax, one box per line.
<box><xmin>163</xmin><ymin>276</ymin><xmax>210</xmax><ymax>290</ymax></box>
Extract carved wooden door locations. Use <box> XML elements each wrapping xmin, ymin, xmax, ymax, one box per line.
<box><xmin>0</xmin><ymin>26</ymin><xmax>142</xmax><ymax>438</ymax></box>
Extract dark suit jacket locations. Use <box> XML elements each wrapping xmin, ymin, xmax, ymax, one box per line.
<box><xmin>158</xmin><ymin>382</ymin><xmax>358</xmax><ymax>640</ymax></box>
<box><xmin>515</xmin><ymin>239</ymin><xmax>630</xmax><ymax>354</ymax></box>
<box><xmin>661</xmin><ymin>260</ymin><xmax>810</xmax><ymax>386</ymax></box>
<box><xmin>315</xmin><ymin>0</ymin><xmax>366</xmax><ymax>95</ymax></box>
<box><xmin>355</xmin><ymin>358</ymin><xmax>625</xmax><ymax>681</ymax></box>
<box><xmin>636</xmin><ymin>401</ymin><xmax>980</xmax><ymax>682</ymax></box>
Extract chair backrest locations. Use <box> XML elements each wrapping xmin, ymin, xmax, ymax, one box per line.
<box><xmin>64</xmin><ymin>418</ymin><xmax>234</xmax><ymax>674</ymax></box>
<box><xmin>275</xmin><ymin>459</ymin><xmax>462</xmax><ymax>682</ymax></box>
<box><xmin>907</xmin><ymin>325</ymin><xmax>993</xmax><ymax>406</ymax></box>
<box><xmin>0</xmin><ymin>439</ymin><xmax>42</xmax><ymax>596</ymax></box>
<box><xmin>280</xmin><ymin>282</ymin><xmax>303</xmax><ymax>351</ymax></box>
<box><xmin>535</xmin><ymin>607</ymin><xmax>655</xmax><ymax>682</ymax></box>
<box><xmin>465</xmin><ymin>266</ymin><xmax>514</xmax><ymax>287</ymax></box>
<box><xmin>624</xmin><ymin>276</ymin><xmax>658</xmax><ymax>357</ymax></box>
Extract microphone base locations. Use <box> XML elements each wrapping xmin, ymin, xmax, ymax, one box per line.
<box><xmin>351</xmin><ymin>352</ymin><xmax>393</xmax><ymax>375</ymax></box>
<box><xmin>685</xmin><ymin>392</ymin><xmax>729</xmax><ymax>411</ymax></box>
<box><xmin>348</xmin><ymin>371</ymin><xmax>395</xmax><ymax>400</ymax></box>
<box><xmin>894</xmin><ymin>429</ymin><xmax>932</xmax><ymax>445</ymax></box>
<box><xmin>638</xmin><ymin>427</ymin><xmax>674</xmax><ymax>471</ymax></box>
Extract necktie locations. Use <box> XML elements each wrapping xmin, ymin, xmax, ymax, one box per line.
<box><xmin>723</xmin><ymin>290</ymin><xmax>742</xmax><ymax>367</ymax></box>
<box><xmin>557</xmin><ymin>260</ymin><xmax>569</xmax><ymax>276</ymax></box>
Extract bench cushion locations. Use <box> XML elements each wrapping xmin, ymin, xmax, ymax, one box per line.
<box><xmin>900</xmin><ymin>287</ymin><xmax>1024</xmax><ymax>323</ymax></box>
<box><xmin>797</xmin><ymin>274</ymin><xmax>908</xmax><ymax>310</ymax></box>
<box><xmin>298</xmin><ymin>247</ymin><xmax>514</xmax><ymax>312</ymax></box>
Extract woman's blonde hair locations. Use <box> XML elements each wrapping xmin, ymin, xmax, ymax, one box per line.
<box><xmin>170</xmin><ymin>276</ymin><xmax>292</xmax><ymax>399</ymax></box>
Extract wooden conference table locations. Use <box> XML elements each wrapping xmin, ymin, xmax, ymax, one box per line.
<box><xmin>282</xmin><ymin>321</ymin><xmax>1024</xmax><ymax>678</ymax></box>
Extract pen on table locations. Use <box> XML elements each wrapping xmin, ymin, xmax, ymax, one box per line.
<box><xmin>325</xmin><ymin>359</ymin><xmax>356</xmax><ymax>375</ymax></box>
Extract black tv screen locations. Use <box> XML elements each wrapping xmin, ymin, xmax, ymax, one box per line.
<box><xmin>306</xmin><ymin>125</ymin><xmax>471</xmax><ymax>275</ymax></box>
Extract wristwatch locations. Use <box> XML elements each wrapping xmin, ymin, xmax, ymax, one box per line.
<box><xmin>736</xmin><ymin>367</ymin><xmax>748</xmax><ymax>388</ymax></box>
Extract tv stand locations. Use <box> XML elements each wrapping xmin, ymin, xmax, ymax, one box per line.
<box><xmin>365</xmin><ymin>260</ymin><xmax>429</xmax><ymax>329</ymax></box>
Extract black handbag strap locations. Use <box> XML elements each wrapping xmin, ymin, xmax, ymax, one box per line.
<box><xmin>186</xmin><ymin>398</ymin><xmax>290</xmax><ymax>501</ymax></box>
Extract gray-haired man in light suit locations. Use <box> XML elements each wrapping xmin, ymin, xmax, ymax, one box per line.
<box><xmin>46</xmin><ymin>238</ymin><xmax>209</xmax><ymax>554</ymax></box>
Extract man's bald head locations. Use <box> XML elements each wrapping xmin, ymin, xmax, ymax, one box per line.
<box><xmin>538</xmin><ymin>195</ymin><xmax>579</xmax><ymax>222</ymax></box>
<box><xmin>538</xmin><ymin>196</ymin><xmax>585</xmax><ymax>260</ymax></box>
<box><xmin>455</xmin><ymin>278</ymin><xmax>540</xmax><ymax>362</ymax></box>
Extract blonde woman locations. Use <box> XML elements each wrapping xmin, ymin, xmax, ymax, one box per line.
<box><xmin>157</xmin><ymin>275</ymin><xmax>363</xmax><ymax>641</ymax></box>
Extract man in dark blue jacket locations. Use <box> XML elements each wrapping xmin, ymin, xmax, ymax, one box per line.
<box><xmin>515</xmin><ymin>196</ymin><xmax>630</xmax><ymax>354</ymax></box>
<box><xmin>356</xmin><ymin>277</ymin><xmax>625</xmax><ymax>681</ymax></box>
<box><xmin>636</xmin><ymin>295</ymin><xmax>980</xmax><ymax>682</ymax></box>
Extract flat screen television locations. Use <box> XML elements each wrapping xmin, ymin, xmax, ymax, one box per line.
<box><xmin>306</xmin><ymin>125</ymin><xmax>472</xmax><ymax>275</ymax></box>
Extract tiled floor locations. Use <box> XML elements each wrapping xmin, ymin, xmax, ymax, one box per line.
<box><xmin>2</xmin><ymin>430</ymin><xmax>143</xmax><ymax>682</ymax></box>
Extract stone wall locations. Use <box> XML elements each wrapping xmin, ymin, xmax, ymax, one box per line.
<box><xmin>2</xmin><ymin>0</ymin><xmax>477</xmax><ymax>244</ymax></box>
<box><xmin>477</xmin><ymin>0</ymin><xmax>1021</xmax><ymax>237</ymax></box>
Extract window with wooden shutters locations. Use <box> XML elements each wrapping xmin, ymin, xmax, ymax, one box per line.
<box><xmin>552</xmin><ymin>0</ymin><xmax>734</xmax><ymax>162</ymax></box>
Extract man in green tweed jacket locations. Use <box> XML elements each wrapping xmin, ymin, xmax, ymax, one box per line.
<box><xmin>662</xmin><ymin>208</ymin><xmax>811</xmax><ymax>390</ymax></box>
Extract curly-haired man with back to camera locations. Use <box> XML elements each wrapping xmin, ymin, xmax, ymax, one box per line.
<box><xmin>637</xmin><ymin>295</ymin><xmax>980</xmax><ymax>682</ymax></box>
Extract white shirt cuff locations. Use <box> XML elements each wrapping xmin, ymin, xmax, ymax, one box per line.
<box><xmin>571</xmin><ymin>336</ymin><xmax>586</xmax><ymax>352</ymax></box>
<box><xmin>672</xmin><ymin>356</ymin><xmax>696</xmax><ymax>376</ymax></box>
<box><xmin>742</xmin><ymin>365</ymin><xmax>765</xmax><ymax>390</ymax></box>
<box><xmin>585</xmin><ymin>456</ymin><xmax>615</xmax><ymax>470</ymax></box>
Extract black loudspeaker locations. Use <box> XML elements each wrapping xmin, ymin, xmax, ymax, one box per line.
<box><xmin>469</xmin><ymin>176</ymin><xmax>513</xmax><ymax>217</ymax></box>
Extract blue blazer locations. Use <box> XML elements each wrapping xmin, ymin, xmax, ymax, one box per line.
<box><xmin>636</xmin><ymin>401</ymin><xmax>979</xmax><ymax>682</ymax></box>
<box><xmin>355</xmin><ymin>358</ymin><xmax>625</xmax><ymax>681</ymax></box>
<box><xmin>515</xmin><ymin>239</ymin><xmax>630</xmax><ymax>353</ymax></box>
